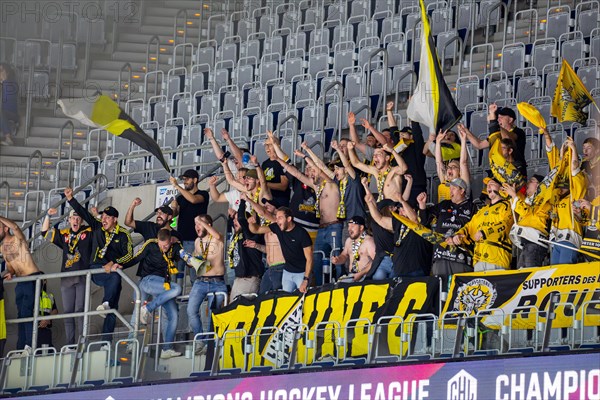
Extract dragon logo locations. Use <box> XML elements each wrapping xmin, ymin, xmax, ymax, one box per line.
<box><xmin>453</xmin><ymin>279</ymin><xmax>497</xmax><ymax>316</ymax></box>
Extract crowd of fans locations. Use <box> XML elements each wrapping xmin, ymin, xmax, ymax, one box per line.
<box><xmin>1</xmin><ymin>100</ymin><xmax>598</xmax><ymax>359</ymax></box>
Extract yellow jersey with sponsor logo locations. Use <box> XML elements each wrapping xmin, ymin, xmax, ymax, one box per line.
<box><xmin>456</xmin><ymin>200</ymin><xmax>514</xmax><ymax>269</ymax></box>
<box><xmin>552</xmin><ymin>171</ymin><xmax>586</xmax><ymax>236</ymax></box>
<box><xmin>512</xmin><ymin>196</ymin><xmax>552</xmax><ymax>236</ymax></box>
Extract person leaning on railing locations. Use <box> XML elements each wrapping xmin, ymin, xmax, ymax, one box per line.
<box><xmin>64</xmin><ymin>187</ymin><xmax>133</xmax><ymax>342</ymax></box>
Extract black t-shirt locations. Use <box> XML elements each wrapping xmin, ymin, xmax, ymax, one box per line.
<box><xmin>123</xmin><ymin>239</ymin><xmax>182</xmax><ymax>278</ymax></box>
<box><xmin>135</xmin><ymin>220</ymin><xmax>183</xmax><ymax>242</ymax></box>
<box><xmin>268</xmin><ymin>222</ymin><xmax>312</xmax><ymax>273</ymax></box>
<box><xmin>236</xmin><ymin>207</ymin><xmax>266</xmax><ymax>278</ymax></box>
<box><xmin>370</xmin><ymin>218</ymin><xmax>394</xmax><ymax>257</ymax></box>
<box><xmin>262</xmin><ymin>158</ymin><xmax>290</xmax><ymax>207</ymax></box>
<box><xmin>392</xmin><ymin>217</ymin><xmax>432</xmax><ymax>276</ymax></box>
<box><xmin>287</xmin><ymin>172</ymin><xmax>319</xmax><ymax>230</ymax></box>
<box><xmin>420</xmin><ymin>199</ymin><xmax>476</xmax><ymax>265</ymax></box>
<box><xmin>390</xmin><ymin>122</ymin><xmax>427</xmax><ymax>188</ymax></box>
<box><xmin>43</xmin><ymin>226</ymin><xmax>93</xmax><ymax>272</ymax></box>
<box><xmin>176</xmin><ymin>190</ymin><xmax>209</xmax><ymax>241</ymax></box>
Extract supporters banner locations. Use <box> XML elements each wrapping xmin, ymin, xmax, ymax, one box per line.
<box><xmin>213</xmin><ymin>278</ymin><xmax>439</xmax><ymax>370</ymax></box>
<box><xmin>444</xmin><ymin>263</ymin><xmax>600</xmax><ymax>329</ymax></box>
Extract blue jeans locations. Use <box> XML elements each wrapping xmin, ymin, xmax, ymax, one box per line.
<box><xmin>15</xmin><ymin>280</ymin><xmax>36</xmax><ymax>349</ymax></box>
<box><xmin>282</xmin><ymin>269</ymin><xmax>305</xmax><ymax>293</ymax></box>
<box><xmin>91</xmin><ymin>264</ymin><xmax>122</xmax><ymax>341</ymax></box>
<box><xmin>139</xmin><ymin>275</ymin><xmax>181</xmax><ymax>350</ymax></box>
<box><xmin>187</xmin><ymin>278</ymin><xmax>227</xmax><ymax>337</ymax></box>
<box><xmin>259</xmin><ymin>264</ymin><xmax>284</xmax><ymax>294</ymax></box>
<box><xmin>551</xmin><ymin>241</ymin><xmax>579</xmax><ymax>265</ymax></box>
<box><xmin>313</xmin><ymin>223</ymin><xmax>343</xmax><ymax>285</ymax></box>
<box><xmin>372</xmin><ymin>255</ymin><xmax>395</xmax><ymax>280</ymax></box>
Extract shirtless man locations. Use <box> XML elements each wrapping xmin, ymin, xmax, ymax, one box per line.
<box><xmin>348</xmin><ymin>141</ymin><xmax>407</xmax><ymax>202</ymax></box>
<box><xmin>183</xmin><ymin>214</ymin><xmax>226</xmax><ymax>353</ymax></box>
<box><xmin>279</xmin><ymin>146</ymin><xmax>341</xmax><ymax>285</ymax></box>
<box><xmin>0</xmin><ymin>216</ymin><xmax>42</xmax><ymax>350</ymax></box>
<box><xmin>242</xmin><ymin>196</ymin><xmax>286</xmax><ymax>293</ymax></box>
<box><xmin>331</xmin><ymin>216</ymin><xmax>376</xmax><ymax>282</ymax></box>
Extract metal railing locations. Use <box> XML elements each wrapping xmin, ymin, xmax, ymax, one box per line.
<box><xmin>117</xmin><ymin>63</ymin><xmax>133</xmax><ymax>105</ymax></box>
<box><xmin>365</xmin><ymin>48</ymin><xmax>388</xmax><ymax>119</ymax></box>
<box><xmin>0</xmin><ymin>181</ymin><xmax>9</xmax><ymax>216</ymax></box>
<box><xmin>319</xmin><ymin>80</ymin><xmax>344</xmax><ymax>145</ymax></box>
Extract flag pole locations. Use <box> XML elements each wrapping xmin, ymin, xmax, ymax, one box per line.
<box><xmin>538</xmin><ymin>238</ymin><xmax>600</xmax><ymax>260</ymax></box>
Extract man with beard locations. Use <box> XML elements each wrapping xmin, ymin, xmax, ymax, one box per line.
<box><xmin>0</xmin><ymin>216</ymin><xmax>42</xmax><ymax>350</ymax></box>
<box><xmin>170</xmin><ymin>169</ymin><xmax>209</xmax><ymax>281</ymax></box>
<box><xmin>125</xmin><ymin>198</ymin><xmax>180</xmax><ymax>241</ymax></box>
<box><xmin>42</xmin><ymin>207</ymin><xmax>92</xmax><ymax>345</ymax></box>
<box><xmin>183</xmin><ymin>215</ymin><xmax>226</xmax><ymax>354</ymax></box>
<box><xmin>347</xmin><ymin>141</ymin><xmax>407</xmax><ymax>202</ymax></box>
<box><xmin>417</xmin><ymin>178</ymin><xmax>476</xmax><ymax>292</ymax></box>
<box><xmin>278</xmin><ymin>147</ymin><xmax>341</xmax><ymax>286</ymax></box>
<box><xmin>249</xmin><ymin>207</ymin><xmax>313</xmax><ymax>293</ymax></box>
<box><xmin>330</xmin><ymin>216</ymin><xmax>376</xmax><ymax>282</ymax></box>
<box><xmin>582</xmin><ymin>137</ymin><xmax>599</xmax><ymax>201</ymax></box>
<box><xmin>449</xmin><ymin>178</ymin><xmax>514</xmax><ymax>271</ymax></box>
<box><xmin>503</xmin><ymin>175</ymin><xmax>551</xmax><ymax>268</ymax></box>
<box><xmin>363</xmin><ymin>184</ymin><xmax>431</xmax><ymax>278</ymax></box>
<box><xmin>434</xmin><ymin>125</ymin><xmax>471</xmax><ymax>202</ymax></box>
<box><xmin>65</xmin><ymin>187</ymin><xmax>133</xmax><ymax>342</ymax></box>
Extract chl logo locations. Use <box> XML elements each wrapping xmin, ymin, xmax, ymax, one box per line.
<box><xmin>448</xmin><ymin>369</ymin><xmax>478</xmax><ymax>400</ymax></box>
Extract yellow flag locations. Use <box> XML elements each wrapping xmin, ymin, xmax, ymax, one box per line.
<box><xmin>391</xmin><ymin>211</ymin><xmax>448</xmax><ymax>247</ymax></box>
<box><xmin>551</xmin><ymin>59</ymin><xmax>595</xmax><ymax>124</ymax></box>
<box><xmin>517</xmin><ymin>102</ymin><xmax>546</xmax><ymax>132</ymax></box>
<box><xmin>489</xmin><ymin>136</ymin><xmax>526</xmax><ymax>187</ymax></box>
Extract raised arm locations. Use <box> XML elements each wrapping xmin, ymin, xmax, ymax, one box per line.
<box><xmin>386</xmin><ymin>101</ymin><xmax>397</xmax><ymax>127</ymax></box>
<box><xmin>402</xmin><ymin>174</ymin><xmax>412</xmax><ymax>201</ymax></box>
<box><xmin>168</xmin><ymin>176</ymin><xmax>206</xmax><ymax>204</ymax></box>
<box><xmin>220</xmin><ymin>159</ymin><xmax>246</xmax><ymax>192</ymax></box>
<box><xmin>278</xmin><ymin>155</ymin><xmax>314</xmax><ymax>189</ymax></box>
<box><xmin>435</xmin><ymin>130</ymin><xmax>447</xmax><ymax>180</ymax></box>
<box><xmin>196</xmin><ymin>217</ymin><xmax>223</xmax><ymax>242</ymax></box>
<box><xmin>330</xmin><ymin>140</ymin><xmax>357</xmax><ymax>179</ymax></box>
<box><xmin>0</xmin><ymin>215</ymin><xmax>26</xmax><ymax>241</ymax></box>
<box><xmin>347</xmin><ymin>141</ymin><xmax>376</xmax><ymax>174</ymax></box>
<box><xmin>220</xmin><ymin>128</ymin><xmax>244</xmax><ymax>164</ymax></box>
<box><xmin>250</xmin><ymin>155</ymin><xmax>272</xmax><ymax>201</ymax></box>
<box><xmin>348</xmin><ymin>112</ymin><xmax>371</xmax><ymax>156</ymax></box>
<box><xmin>301</xmin><ymin>142</ymin><xmax>335</xmax><ymax>181</ymax></box>
<box><xmin>242</xmin><ymin>193</ymin><xmax>276</xmax><ymax>222</ymax></box>
<box><xmin>41</xmin><ymin>207</ymin><xmax>56</xmax><ymax>234</ymax></box>
<box><xmin>362</xmin><ymin>178</ymin><xmax>393</xmax><ymax>231</ymax></box>
<box><xmin>383</xmin><ymin>144</ymin><xmax>408</xmax><ymax>175</ymax></box>
<box><xmin>124</xmin><ymin>197</ymin><xmax>141</xmax><ymax>229</ymax></box>
<box><xmin>361</xmin><ymin>118</ymin><xmax>387</xmax><ymax>147</ymax></box>
<box><xmin>266</xmin><ymin>131</ymin><xmax>289</xmax><ymax>161</ymax></box>
<box><xmin>208</xmin><ymin>175</ymin><xmax>228</xmax><ymax>203</ymax></box>
<box><xmin>456</xmin><ymin>124</ymin><xmax>471</xmax><ymax>186</ymax></box>
<box><xmin>398</xmin><ymin>196</ymin><xmax>418</xmax><ymax>222</ymax></box>
<box><xmin>566</xmin><ymin>137</ymin><xmax>581</xmax><ymax>175</ymax></box>
<box><xmin>65</xmin><ymin>187</ymin><xmax>99</xmax><ymax>229</ymax></box>
<box><xmin>204</xmin><ymin>127</ymin><xmax>226</xmax><ymax>161</ymax></box>
<box><xmin>247</xmin><ymin>219</ymin><xmax>272</xmax><ymax>235</ymax></box>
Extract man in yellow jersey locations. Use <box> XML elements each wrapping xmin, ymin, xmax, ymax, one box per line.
<box><xmin>503</xmin><ymin>175</ymin><xmax>551</xmax><ymax>268</ymax></box>
<box><xmin>449</xmin><ymin>178</ymin><xmax>514</xmax><ymax>271</ymax></box>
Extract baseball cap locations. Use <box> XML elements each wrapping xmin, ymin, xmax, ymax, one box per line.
<box><xmin>328</xmin><ymin>158</ymin><xmax>344</xmax><ymax>169</ymax></box>
<box><xmin>245</xmin><ymin>168</ymin><xmax>258</xmax><ymax>179</ymax></box>
<box><xmin>100</xmin><ymin>206</ymin><xmax>119</xmax><ymax>218</ymax></box>
<box><xmin>446</xmin><ymin>178</ymin><xmax>468</xmax><ymax>191</ymax></box>
<box><xmin>155</xmin><ymin>206</ymin><xmax>174</xmax><ymax>216</ymax></box>
<box><xmin>348</xmin><ymin>216</ymin><xmax>366</xmax><ymax>226</ymax></box>
<box><xmin>377</xmin><ymin>199</ymin><xmax>402</xmax><ymax>210</ymax></box>
<box><xmin>179</xmin><ymin>169</ymin><xmax>199</xmax><ymax>180</ymax></box>
<box><xmin>496</xmin><ymin>107</ymin><xmax>517</xmax><ymax>120</ymax></box>
<box><xmin>68</xmin><ymin>209</ymin><xmax>79</xmax><ymax>217</ymax></box>
<box><xmin>531</xmin><ymin>174</ymin><xmax>545</xmax><ymax>183</ymax></box>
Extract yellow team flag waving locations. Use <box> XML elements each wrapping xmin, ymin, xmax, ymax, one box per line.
<box><xmin>517</xmin><ymin>102</ymin><xmax>546</xmax><ymax>132</ymax></box>
<box><xmin>551</xmin><ymin>59</ymin><xmax>596</xmax><ymax>125</ymax></box>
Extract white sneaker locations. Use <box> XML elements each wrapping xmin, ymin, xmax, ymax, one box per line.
<box><xmin>194</xmin><ymin>342</ymin><xmax>207</xmax><ymax>355</ymax></box>
<box><xmin>139</xmin><ymin>305</ymin><xmax>149</xmax><ymax>325</ymax></box>
<box><xmin>96</xmin><ymin>301</ymin><xmax>110</xmax><ymax>318</ymax></box>
<box><xmin>160</xmin><ymin>349</ymin><xmax>182</xmax><ymax>359</ymax></box>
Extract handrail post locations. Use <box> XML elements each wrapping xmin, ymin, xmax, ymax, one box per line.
<box><xmin>319</xmin><ymin>80</ymin><xmax>344</xmax><ymax>145</ymax></box>
<box><xmin>84</xmin><ymin>15</ymin><xmax>92</xmax><ymax>82</ymax></box>
<box><xmin>365</xmin><ymin>48</ymin><xmax>388</xmax><ymax>120</ymax></box>
<box><xmin>82</xmin><ymin>271</ymin><xmax>92</xmax><ymax>338</ymax></box>
<box><xmin>0</xmin><ymin>181</ymin><xmax>9</xmax><ymax>216</ymax></box>
<box><xmin>276</xmin><ymin>114</ymin><xmax>299</xmax><ymax>163</ymax></box>
<box><xmin>173</xmin><ymin>10</ymin><xmax>189</xmax><ymax>67</ymax></box>
<box><xmin>485</xmin><ymin>2</ymin><xmax>507</xmax><ymax>54</ymax></box>
<box><xmin>30</xmin><ymin>279</ymin><xmax>42</xmax><ymax>353</ymax></box>
<box><xmin>54</xmin><ymin>31</ymin><xmax>64</xmax><ymax>117</ymax></box>
<box><xmin>145</xmin><ymin>35</ymin><xmax>161</xmax><ymax>96</ymax></box>
<box><xmin>441</xmin><ymin>35</ymin><xmax>464</xmax><ymax>80</ymax></box>
<box><xmin>25</xmin><ymin>150</ymin><xmax>43</xmax><ymax>221</ymax></box>
<box><xmin>24</xmin><ymin>60</ymin><xmax>34</xmax><ymax>139</ymax></box>
<box><xmin>117</xmin><ymin>62</ymin><xmax>132</xmax><ymax>105</ymax></box>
